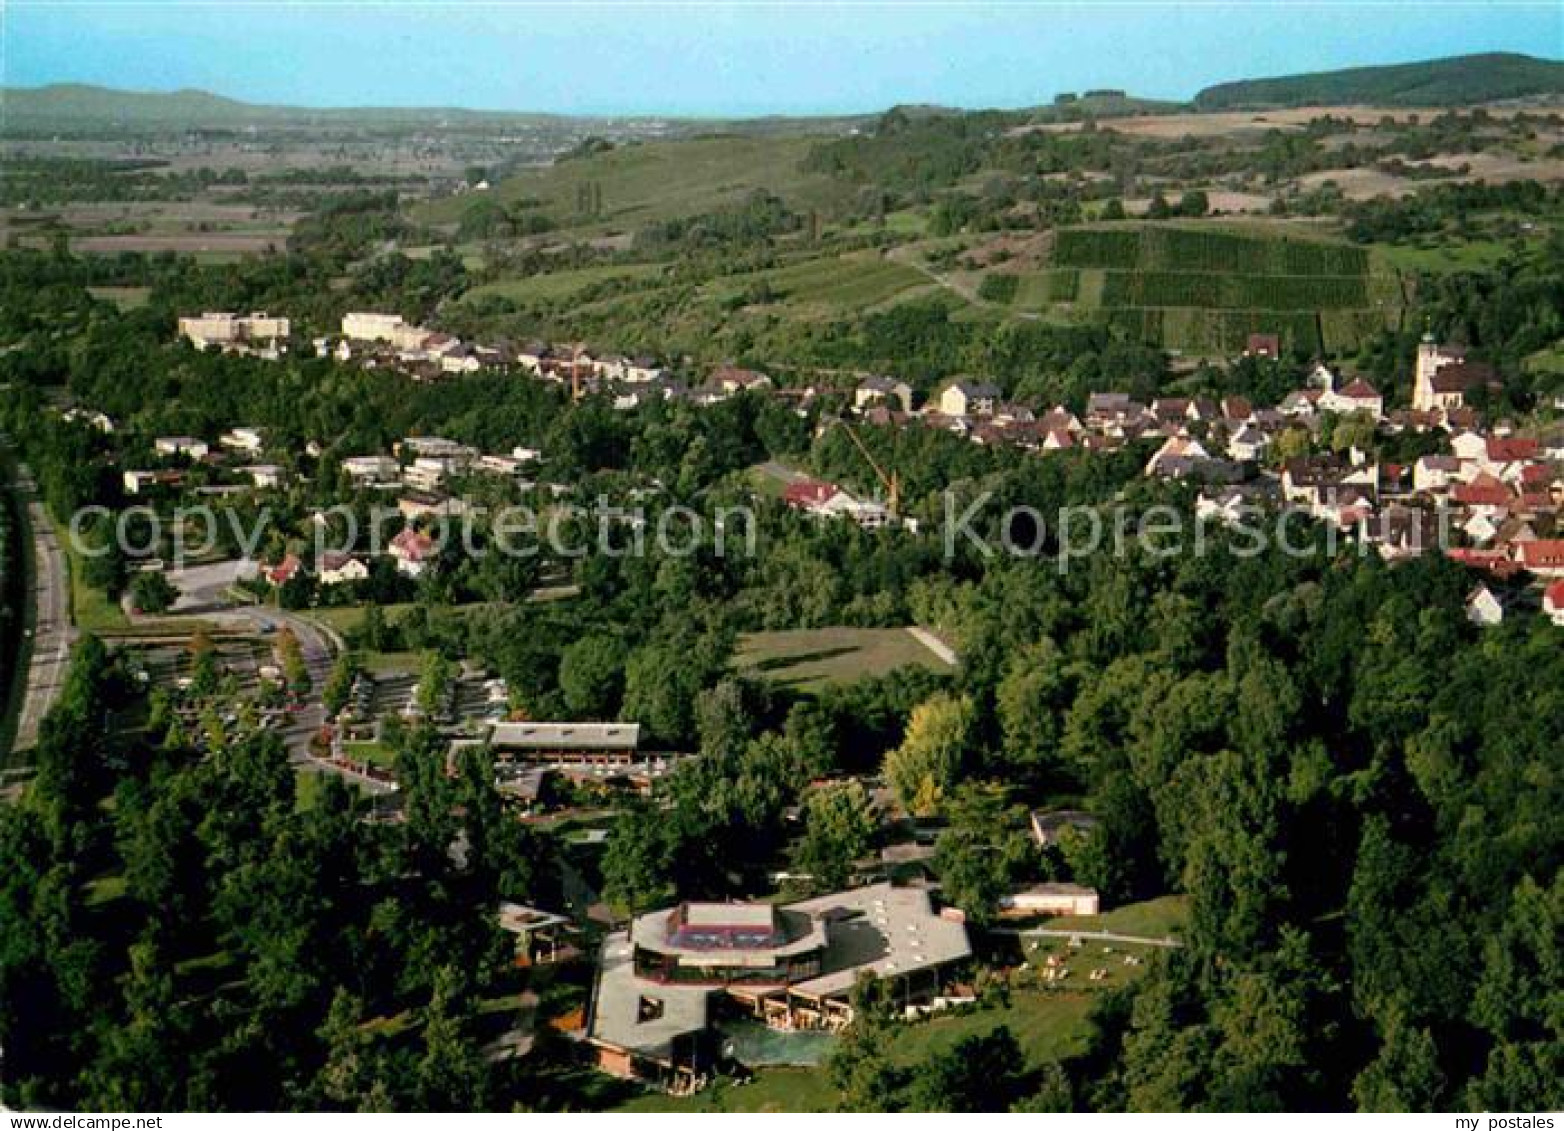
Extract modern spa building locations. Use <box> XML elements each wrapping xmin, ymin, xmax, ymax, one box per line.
<box><xmin>585</xmin><ymin>883</ymin><xmax>972</xmax><ymax>1091</ymax></box>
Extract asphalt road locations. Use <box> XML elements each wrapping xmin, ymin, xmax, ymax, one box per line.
<box><xmin>10</xmin><ymin>467</ymin><xmax>77</xmax><ymax>759</ymax></box>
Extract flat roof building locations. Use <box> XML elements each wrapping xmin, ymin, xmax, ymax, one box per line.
<box><xmin>586</xmin><ymin>882</ymin><xmax>971</xmax><ymax>1091</ymax></box>
<box><xmin>486</xmin><ymin>721</ymin><xmax>642</xmax><ymax>764</ymax></box>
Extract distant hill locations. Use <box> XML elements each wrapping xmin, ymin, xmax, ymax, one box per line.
<box><xmin>0</xmin><ymin>83</ymin><xmax>605</xmax><ymax>131</ymax></box>
<box><xmin>1195</xmin><ymin>53</ymin><xmax>1564</xmax><ymax>110</ymax></box>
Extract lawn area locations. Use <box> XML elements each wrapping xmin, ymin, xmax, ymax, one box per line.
<box><xmin>614</xmin><ymin>1067</ymin><xmax>837</xmax><ymax>1113</ymax></box>
<box><xmin>299</xmin><ymin>603</ymin><xmax>416</xmax><ymax>637</ymax></box>
<box><xmin>612</xmin><ymin>990</ymin><xmax>1099</xmax><ymax>1112</ymax></box>
<box><xmin>734</xmin><ymin>626</ymin><xmax>955</xmax><ymax>691</ymax></box>
<box><xmin>886</xmin><ymin>990</ymin><xmax>1097</xmax><ymax>1069</ymax></box>
<box><xmin>51</xmin><ymin>514</ymin><xmax>128</xmax><ymax>632</ymax></box>
<box><xmin>1036</xmin><ymin>894</ymin><xmax>1191</xmax><ymax>940</ymax></box>
<box><xmin>361</xmin><ymin>650</ymin><xmax>421</xmax><ymax>676</ymax></box>
<box><xmin>743</xmin><ymin>460</ymin><xmax>808</xmax><ymax>499</ymax></box>
<box><xmin>342</xmin><ymin>739</ymin><xmax>397</xmax><ymax>769</ymax></box>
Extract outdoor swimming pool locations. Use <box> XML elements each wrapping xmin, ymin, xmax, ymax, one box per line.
<box><xmin>717</xmin><ymin>1019</ymin><xmax>835</xmax><ymax>1067</ymax></box>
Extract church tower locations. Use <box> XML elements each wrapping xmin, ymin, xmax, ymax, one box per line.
<box><xmin>1413</xmin><ymin>332</ymin><xmax>1441</xmax><ymax>412</ymax></box>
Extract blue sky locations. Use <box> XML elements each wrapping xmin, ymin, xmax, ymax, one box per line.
<box><xmin>4</xmin><ymin>2</ymin><xmax>1560</xmax><ymax>116</ymax></box>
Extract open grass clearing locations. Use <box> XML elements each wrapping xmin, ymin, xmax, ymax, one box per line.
<box><xmin>735</xmin><ymin>626</ymin><xmax>955</xmax><ymax>690</ymax></box>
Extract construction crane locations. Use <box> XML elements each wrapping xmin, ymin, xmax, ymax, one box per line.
<box><xmin>836</xmin><ymin>418</ymin><xmax>901</xmax><ymax>518</ymax></box>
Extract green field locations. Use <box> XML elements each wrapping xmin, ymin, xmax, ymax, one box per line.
<box><xmin>462</xmin><ymin>262</ymin><xmax>668</xmax><ymax>306</ymax></box>
<box><xmin>735</xmin><ymin>626</ymin><xmax>954</xmax><ymax>690</ymax></box>
<box><xmin>1369</xmin><ymin>239</ymin><xmax>1521</xmax><ymax>274</ymax></box>
<box><xmin>419</xmin><ymin>135</ymin><xmax>850</xmax><ymax>234</ymax></box>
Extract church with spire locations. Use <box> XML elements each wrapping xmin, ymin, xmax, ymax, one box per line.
<box><xmin>1412</xmin><ymin>333</ymin><xmax>1499</xmax><ymax>413</ymax></box>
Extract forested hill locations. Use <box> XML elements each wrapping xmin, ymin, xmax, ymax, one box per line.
<box><xmin>1195</xmin><ymin>52</ymin><xmax>1564</xmax><ymax>109</ymax></box>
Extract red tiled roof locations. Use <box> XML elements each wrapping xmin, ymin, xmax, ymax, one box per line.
<box><xmin>265</xmin><ymin>553</ymin><xmax>302</xmax><ymax>585</ymax></box>
<box><xmin>1486</xmin><ymin>437</ymin><xmax>1539</xmax><ymax>463</ymax></box>
<box><xmin>390</xmin><ymin>527</ymin><xmax>435</xmax><ymax>561</ymax></box>
<box><xmin>781</xmin><ymin>479</ymin><xmax>839</xmax><ymax>508</ymax></box>
<box><xmin>1221</xmin><ymin>395</ymin><xmax>1253</xmax><ymax>421</ymax></box>
<box><xmin>1544</xmin><ymin>579</ymin><xmax>1564</xmax><ymax>612</ymax></box>
<box><xmin>1520</xmin><ymin>463</ymin><xmax>1557</xmax><ymax>485</ymax></box>
<box><xmin>1446</xmin><ymin>547</ymin><xmax>1522</xmax><ymax>578</ymax></box>
<box><xmin>1515</xmin><ymin>539</ymin><xmax>1564</xmax><ymax>570</ymax></box>
<box><xmin>1453</xmin><ymin>473</ymin><xmax>1513</xmax><ymax>507</ymax></box>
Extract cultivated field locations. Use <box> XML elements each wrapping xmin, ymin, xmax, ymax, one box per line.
<box><xmin>991</xmin><ymin>221</ymin><xmax>1403</xmax><ymax>355</ymax></box>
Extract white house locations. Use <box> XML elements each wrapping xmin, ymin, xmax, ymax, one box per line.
<box><xmin>1413</xmin><ymin>455</ymin><xmax>1461</xmax><ymax>494</ymax></box>
<box><xmin>998</xmin><ymin>883</ymin><xmax>1100</xmax><ymax>918</ymax></box>
<box><xmin>242</xmin><ymin>464</ymin><xmax>286</xmax><ymax>490</ymax></box>
<box><xmin>1227</xmin><ymin>425</ymin><xmax>1271</xmax><ymax>462</ymax></box>
<box><xmin>476</xmin><ymin>454</ymin><xmax>530</xmax><ymax>478</ymax></box>
<box><xmin>123</xmin><ymin>469</ymin><xmax>185</xmax><ymax>495</ymax></box>
<box><xmin>1320</xmin><ymin>378</ymin><xmax>1383</xmax><ymax>420</ymax></box>
<box><xmin>935</xmin><ymin>379</ymin><xmax>1000</xmax><ymax>418</ymax></box>
<box><xmin>710</xmin><ymin>366</ymin><xmax>773</xmax><ymax>395</ymax></box>
<box><xmin>317</xmin><ymin>553</ymin><xmax>370</xmax><ymax>587</ymax></box>
<box><xmin>218</xmin><ymin>427</ymin><xmax>265</xmax><ymax>454</ymax></box>
<box><xmin>1144</xmin><ymin>435</ymin><xmax>1209</xmax><ymax>477</ymax></box>
<box><xmin>1465</xmin><ymin>583</ymin><xmax>1505</xmax><ymax>628</ymax></box>
<box><xmin>402</xmin><ymin>458</ymin><xmax>451</xmax><ymax>493</ymax></box>
<box><xmin>1450</xmin><ymin>431</ymin><xmax>1488</xmax><ymax>464</ymax></box>
<box><xmin>341</xmin><ymin>455</ymin><xmax>400</xmax><ymax>484</ymax></box>
<box><xmin>154</xmin><ymin>436</ymin><xmax>209</xmax><ymax>460</ymax></box>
